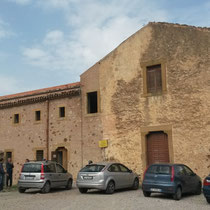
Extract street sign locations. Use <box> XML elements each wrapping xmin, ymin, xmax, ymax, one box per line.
<box><xmin>99</xmin><ymin>140</ymin><xmax>108</xmax><ymax>148</ymax></box>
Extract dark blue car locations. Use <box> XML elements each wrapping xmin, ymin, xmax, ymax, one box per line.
<box><xmin>142</xmin><ymin>163</ymin><xmax>201</xmax><ymax>200</ymax></box>
<box><xmin>203</xmin><ymin>175</ymin><xmax>210</xmax><ymax>203</ymax></box>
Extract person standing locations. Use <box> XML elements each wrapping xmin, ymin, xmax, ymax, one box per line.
<box><xmin>6</xmin><ymin>158</ymin><xmax>14</xmax><ymax>187</ymax></box>
<box><xmin>0</xmin><ymin>158</ymin><xmax>5</xmax><ymax>191</ymax></box>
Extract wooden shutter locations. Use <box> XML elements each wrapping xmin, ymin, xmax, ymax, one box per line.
<box><xmin>146</xmin><ymin>64</ymin><xmax>162</xmax><ymax>93</ymax></box>
<box><xmin>36</xmin><ymin>150</ymin><xmax>44</xmax><ymax>161</ymax></box>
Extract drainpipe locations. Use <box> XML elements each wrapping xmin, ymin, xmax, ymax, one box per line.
<box><xmin>46</xmin><ymin>100</ymin><xmax>49</xmax><ymax>160</ymax></box>
<box><xmin>80</xmin><ymin>89</ymin><xmax>84</xmax><ymax>167</ymax></box>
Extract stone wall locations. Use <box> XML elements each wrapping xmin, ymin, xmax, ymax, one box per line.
<box><xmin>80</xmin><ymin>64</ymin><xmax>104</xmax><ymax>166</ymax></box>
<box><xmin>0</xmin><ymin>92</ymin><xmax>82</xmax><ymax>183</ymax></box>
<box><xmin>0</xmin><ymin>22</ymin><xmax>209</xmax><ymax>185</ymax></box>
<box><xmin>90</xmin><ymin>22</ymin><xmax>210</xmax><ymax>179</ymax></box>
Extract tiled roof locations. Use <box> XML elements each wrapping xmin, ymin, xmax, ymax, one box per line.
<box><xmin>0</xmin><ymin>82</ymin><xmax>80</xmax><ymax>102</ymax></box>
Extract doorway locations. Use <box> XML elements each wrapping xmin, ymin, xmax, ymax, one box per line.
<box><xmin>51</xmin><ymin>147</ymin><xmax>67</xmax><ymax>169</ymax></box>
<box><xmin>146</xmin><ymin>131</ymin><xmax>169</xmax><ymax>166</ymax></box>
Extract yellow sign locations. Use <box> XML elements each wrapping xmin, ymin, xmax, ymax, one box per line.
<box><xmin>99</xmin><ymin>140</ymin><xmax>108</xmax><ymax>148</ymax></box>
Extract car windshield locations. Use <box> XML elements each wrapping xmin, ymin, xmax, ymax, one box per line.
<box><xmin>80</xmin><ymin>164</ymin><xmax>105</xmax><ymax>172</ymax></box>
<box><xmin>22</xmin><ymin>164</ymin><xmax>41</xmax><ymax>173</ymax></box>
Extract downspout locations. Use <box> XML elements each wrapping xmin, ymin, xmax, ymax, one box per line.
<box><xmin>46</xmin><ymin>99</ymin><xmax>49</xmax><ymax>160</ymax></box>
<box><xmin>80</xmin><ymin>88</ymin><xmax>84</xmax><ymax>167</ymax></box>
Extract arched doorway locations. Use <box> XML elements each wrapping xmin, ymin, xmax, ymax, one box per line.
<box><xmin>146</xmin><ymin>131</ymin><xmax>169</xmax><ymax>166</ymax></box>
<box><xmin>51</xmin><ymin>147</ymin><xmax>67</xmax><ymax>169</ymax></box>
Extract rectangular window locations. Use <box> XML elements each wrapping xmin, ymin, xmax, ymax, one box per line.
<box><xmin>36</xmin><ymin>150</ymin><xmax>44</xmax><ymax>161</ymax></box>
<box><xmin>87</xmin><ymin>91</ymin><xmax>98</xmax><ymax>114</ymax></box>
<box><xmin>59</xmin><ymin>107</ymin><xmax>65</xmax><ymax>118</ymax></box>
<box><xmin>35</xmin><ymin>110</ymin><xmax>41</xmax><ymax>121</ymax></box>
<box><xmin>14</xmin><ymin>114</ymin><xmax>19</xmax><ymax>124</ymax></box>
<box><xmin>146</xmin><ymin>64</ymin><xmax>162</xmax><ymax>94</ymax></box>
<box><xmin>6</xmin><ymin>152</ymin><xmax>12</xmax><ymax>160</ymax></box>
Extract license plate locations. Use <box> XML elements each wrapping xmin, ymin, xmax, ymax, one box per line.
<box><xmin>150</xmin><ymin>188</ymin><xmax>161</xmax><ymax>192</ymax></box>
<box><xmin>83</xmin><ymin>176</ymin><xmax>93</xmax><ymax>180</ymax></box>
<box><xmin>25</xmin><ymin>176</ymin><xmax>34</xmax><ymax>180</ymax></box>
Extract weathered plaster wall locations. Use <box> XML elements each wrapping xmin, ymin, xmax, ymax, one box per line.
<box><xmin>80</xmin><ymin>65</ymin><xmax>104</xmax><ymax>166</ymax></box>
<box><xmin>0</xmin><ymin>94</ymin><xmax>82</xmax><ymax>183</ymax></box>
<box><xmin>95</xmin><ymin>23</ymin><xmax>210</xmax><ymax>179</ymax></box>
<box><xmin>97</xmin><ymin>25</ymin><xmax>152</xmax><ymax>176</ymax></box>
<box><xmin>48</xmin><ymin>96</ymin><xmax>82</xmax><ymax>179</ymax></box>
<box><xmin>0</xmin><ymin>102</ymin><xmax>48</xmax><ymax>183</ymax></box>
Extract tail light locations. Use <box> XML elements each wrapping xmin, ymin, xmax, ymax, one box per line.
<box><xmin>40</xmin><ymin>164</ymin><xmax>45</xmax><ymax>180</ymax></box>
<box><xmin>203</xmin><ymin>178</ymin><xmax>210</xmax><ymax>186</ymax></box>
<box><xmin>171</xmin><ymin>166</ymin><xmax>174</xmax><ymax>182</ymax></box>
<box><xmin>143</xmin><ymin>166</ymin><xmax>149</xmax><ymax>181</ymax></box>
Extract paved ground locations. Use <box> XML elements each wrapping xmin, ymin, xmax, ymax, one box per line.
<box><xmin>0</xmin><ymin>186</ymin><xmax>209</xmax><ymax>210</ymax></box>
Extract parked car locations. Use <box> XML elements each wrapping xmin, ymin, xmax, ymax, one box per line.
<box><xmin>142</xmin><ymin>163</ymin><xmax>201</xmax><ymax>200</ymax></box>
<box><xmin>76</xmin><ymin>162</ymin><xmax>139</xmax><ymax>194</ymax></box>
<box><xmin>203</xmin><ymin>175</ymin><xmax>210</xmax><ymax>203</ymax></box>
<box><xmin>18</xmin><ymin>161</ymin><xmax>73</xmax><ymax>193</ymax></box>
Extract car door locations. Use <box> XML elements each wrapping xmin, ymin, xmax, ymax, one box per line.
<box><xmin>176</xmin><ymin>165</ymin><xmax>189</xmax><ymax>193</ymax></box>
<box><xmin>44</xmin><ymin>163</ymin><xmax>57</xmax><ymax>188</ymax></box>
<box><xmin>183</xmin><ymin>165</ymin><xmax>198</xmax><ymax>192</ymax></box>
<box><xmin>107</xmin><ymin>164</ymin><xmax>122</xmax><ymax>189</ymax></box>
<box><xmin>118</xmin><ymin>164</ymin><xmax>133</xmax><ymax>188</ymax></box>
<box><xmin>56</xmin><ymin>164</ymin><xmax>67</xmax><ymax>187</ymax></box>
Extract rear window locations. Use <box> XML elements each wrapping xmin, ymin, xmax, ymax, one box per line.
<box><xmin>147</xmin><ymin>165</ymin><xmax>158</xmax><ymax>174</ymax></box>
<box><xmin>22</xmin><ymin>164</ymin><xmax>41</xmax><ymax>173</ymax></box>
<box><xmin>147</xmin><ymin>165</ymin><xmax>171</xmax><ymax>175</ymax></box>
<box><xmin>80</xmin><ymin>164</ymin><xmax>105</xmax><ymax>172</ymax></box>
<box><xmin>158</xmin><ymin>166</ymin><xmax>171</xmax><ymax>174</ymax></box>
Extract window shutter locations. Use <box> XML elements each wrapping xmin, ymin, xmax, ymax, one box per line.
<box><xmin>146</xmin><ymin>64</ymin><xmax>162</xmax><ymax>94</ymax></box>
<box><xmin>36</xmin><ymin>150</ymin><xmax>44</xmax><ymax>161</ymax></box>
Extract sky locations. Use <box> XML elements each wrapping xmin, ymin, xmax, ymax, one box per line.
<box><xmin>0</xmin><ymin>0</ymin><xmax>209</xmax><ymax>96</ymax></box>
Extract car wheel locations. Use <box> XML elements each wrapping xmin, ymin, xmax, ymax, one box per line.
<box><xmin>206</xmin><ymin>198</ymin><xmax>210</xmax><ymax>204</ymax></box>
<box><xmin>132</xmin><ymin>178</ymin><xmax>139</xmax><ymax>190</ymax></box>
<box><xmin>18</xmin><ymin>188</ymin><xmax>26</xmax><ymax>193</ymax></box>
<box><xmin>105</xmin><ymin>181</ymin><xmax>115</xmax><ymax>194</ymax></box>
<box><xmin>66</xmin><ymin>179</ymin><xmax>72</xmax><ymax>190</ymax></box>
<box><xmin>79</xmin><ymin>188</ymin><xmax>88</xmax><ymax>194</ymax></box>
<box><xmin>173</xmin><ymin>187</ymin><xmax>182</xmax><ymax>200</ymax></box>
<box><xmin>194</xmin><ymin>182</ymin><xmax>201</xmax><ymax>195</ymax></box>
<box><xmin>41</xmin><ymin>181</ymin><xmax>51</xmax><ymax>194</ymax></box>
<box><xmin>143</xmin><ymin>191</ymin><xmax>151</xmax><ymax>197</ymax></box>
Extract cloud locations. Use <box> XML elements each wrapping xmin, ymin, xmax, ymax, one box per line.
<box><xmin>7</xmin><ymin>0</ymin><xmax>32</xmax><ymax>5</ymax></box>
<box><xmin>0</xmin><ymin>76</ymin><xmax>24</xmax><ymax>96</ymax></box>
<box><xmin>43</xmin><ymin>30</ymin><xmax>64</xmax><ymax>45</ymax></box>
<box><xmin>22</xmin><ymin>0</ymin><xmax>168</xmax><ymax>76</ymax></box>
<box><xmin>0</xmin><ymin>18</ymin><xmax>13</xmax><ymax>39</ymax></box>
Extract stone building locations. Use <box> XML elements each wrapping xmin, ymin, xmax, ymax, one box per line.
<box><xmin>0</xmin><ymin>22</ymin><xmax>210</xmax><ymax>184</ymax></box>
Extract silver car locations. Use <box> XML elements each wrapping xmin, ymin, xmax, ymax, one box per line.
<box><xmin>76</xmin><ymin>162</ymin><xmax>139</xmax><ymax>194</ymax></box>
<box><xmin>18</xmin><ymin>161</ymin><xmax>73</xmax><ymax>193</ymax></box>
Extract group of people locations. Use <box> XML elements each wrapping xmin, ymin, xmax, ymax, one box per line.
<box><xmin>0</xmin><ymin>157</ymin><xmax>14</xmax><ymax>192</ymax></box>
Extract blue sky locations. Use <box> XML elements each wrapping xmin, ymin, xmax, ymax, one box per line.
<box><xmin>0</xmin><ymin>0</ymin><xmax>209</xmax><ymax>96</ymax></box>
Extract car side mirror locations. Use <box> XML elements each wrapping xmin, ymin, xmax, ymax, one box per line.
<box><xmin>129</xmin><ymin>170</ymin><xmax>132</xmax><ymax>173</ymax></box>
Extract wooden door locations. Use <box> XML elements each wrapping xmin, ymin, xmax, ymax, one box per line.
<box><xmin>146</xmin><ymin>131</ymin><xmax>169</xmax><ymax>166</ymax></box>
